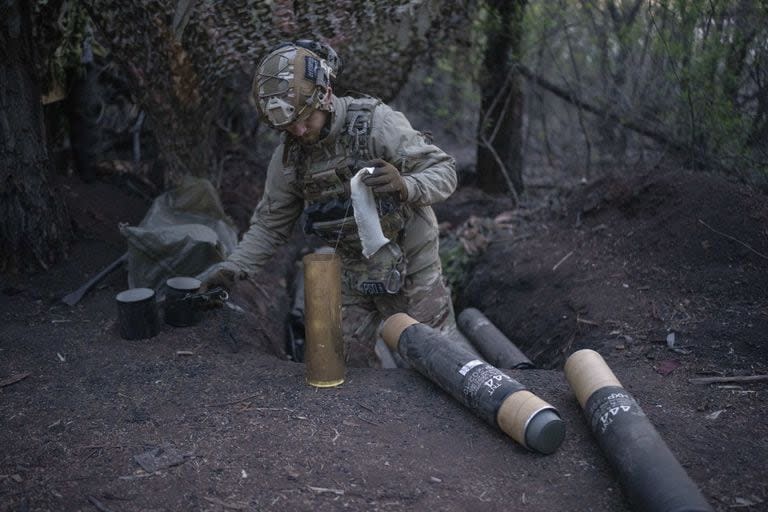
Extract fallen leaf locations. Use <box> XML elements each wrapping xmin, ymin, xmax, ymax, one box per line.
<box><xmin>133</xmin><ymin>445</ymin><xmax>194</xmax><ymax>473</ymax></box>
<box><xmin>733</xmin><ymin>496</ymin><xmax>761</xmax><ymax>507</ymax></box>
<box><xmin>307</xmin><ymin>485</ymin><xmax>344</xmax><ymax>495</ymax></box>
<box><xmin>655</xmin><ymin>359</ymin><xmax>681</xmax><ymax>376</ymax></box>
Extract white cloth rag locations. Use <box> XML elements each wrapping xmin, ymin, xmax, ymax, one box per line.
<box><xmin>350</xmin><ymin>167</ymin><xmax>390</xmax><ymax>259</ymax></box>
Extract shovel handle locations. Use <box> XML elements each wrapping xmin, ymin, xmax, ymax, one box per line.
<box><xmin>61</xmin><ymin>253</ymin><xmax>128</xmax><ymax>306</ymax></box>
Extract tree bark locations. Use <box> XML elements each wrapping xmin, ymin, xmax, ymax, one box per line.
<box><xmin>0</xmin><ymin>0</ymin><xmax>70</xmax><ymax>273</ymax></box>
<box><xmin>476</xmin><ymin>0</ymin><xmax>526</xmax><ymax>196</ymax></box>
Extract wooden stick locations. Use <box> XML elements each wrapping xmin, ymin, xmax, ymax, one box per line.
<box><xmin>87</xmin><ymin>495</ymin><xmax>115</xmax><ymax>512</ymax></box>
<box><xmin>307</xmin><ymin>486</ymin><xmax>345</xmax><ymax>496</ymax></box>
<box><xmin>698</xmin><ymin>219</ymin><xmax>768</xmax><ymax>260</ymax></box>
<box><xmin>552</xmin><ymin>251</ymin><xmax>574</xmax><ymax>271</ymax></box>
<box><xmin>62</xmin><ymin>253</ymin><xmax>128</xmax><ymax>306</ymax></box>
<box><xmin>0</xmin><ymin>373</ymin><xmax>29</xmax><ymax>388</ymax></box>
<box><xmin>688</xmin><ymin>375</ymin><xmax>768</xmax><ymax>385</ymax></box>
<box><xmin>205</xmin><ymin>394</ymin><xmax>263</xmax><ymax>407</ymax></box>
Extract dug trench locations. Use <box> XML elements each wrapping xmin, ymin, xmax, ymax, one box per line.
<box><xmin>0</xmin><ymin>167</ymin><xmax>766</xmax><ymax>511</ymax></box>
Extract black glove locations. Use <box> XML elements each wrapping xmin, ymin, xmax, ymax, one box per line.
<box><xmin>361</xmin><ymin>159</ymin><xmax>407</xmax><ymax>201</ymax></box>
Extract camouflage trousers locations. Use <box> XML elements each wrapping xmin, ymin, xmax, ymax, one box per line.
<box><xmin>341</xmin><ymin>260</ymin><xmax>458</xmax><ymax>367</ymax></box>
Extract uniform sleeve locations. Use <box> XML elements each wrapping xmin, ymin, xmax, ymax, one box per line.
<box><xmin>226</xmin><ymin>145</ymin><xmax>304</xmax><ymax>276</ymax></box>
<box><xmin>369</xmin><ymin>104</ymin><xmax>457</xmax><ymax>206</ymax></box>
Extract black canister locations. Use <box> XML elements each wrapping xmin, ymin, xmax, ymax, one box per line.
<box><xmin>164</xmin><ymin>276</ymin><xmax>203</xmax><ymax>327</ymax></box>
<box><xmin>116</xmin><ymin>288</ymin><xmax>160</xmax><ymax>340</ymax></box>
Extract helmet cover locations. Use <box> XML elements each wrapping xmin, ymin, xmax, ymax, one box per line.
<box><xmin>252</xmin><ymin>43</ymin><xmax>334</xmax><ymax>128</ymax></box>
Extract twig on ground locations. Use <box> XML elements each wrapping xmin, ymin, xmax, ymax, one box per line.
<box><xmin>205</xmin><ymin>394</ymin><xmax>263</xmax><ymax>407</ymax></box>
<box><xmin>698</xmin><ymin>219</ymin><xmax>768</xmax><ymax>260</ymax></box>
<box><xmin>491</xmin><ymin>234</ymin><xmax>535</xmax><ymax>245</ymax></box>
<box><xmin>689</xmin><ymin>375</ymin><xmax>768</xmax><ymax>385</ymax></box>
<box><xmin>308</xmin><ymin>485</ymin><xmax>345</xmax><ymax>496</ymax></box>
<box><xmin>204</xmin><ymin>496</ymin><xmax>248</xmax><ymax>510</ymax></box>
<box><xmin>357</xmin><ymin>416</ymin><xmax>380</xmax><ymax>426</ymax></box>
<box><xmin>80</xmin><ymin>445</ymin><xmax>126</xmax><ymax>451</ymax></box>
<box><xmin>87</xmin><ymin>495</ymin><xmax>115</xmax><ymax>512</ymax></box>
<box><xmin>552</xmin><ymin>251</ymin><xmax>574</xmax><ymax>271</ymax></box>
<box><xmin>0</xmin><ymin>373</ymin><xmax>30</xmax><ymax>388</ymax></box>
<box><xmin>357</xmin><ymin>403</ymin><xmax>375</xmax><ymax>413</ymax></box>
<box><xmin>118</xmin><ymin>472</ymin><xmax>154</xmax><ymax>481</ymax></box>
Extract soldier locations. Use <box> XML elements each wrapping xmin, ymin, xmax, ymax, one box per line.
<box><xmin>199</xmin><ymin>40</ymin><xmax>465</xmax><ymax>366</ymax></box>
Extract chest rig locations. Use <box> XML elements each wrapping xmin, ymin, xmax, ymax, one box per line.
<box><xmin>285</xmin><ymin>98</ymin><xmax>410</xmax><ymax>261</ymax></box>
<box><xmin>282</xmin><ymin>98</ymin><xmax>410</xmax><ymax>295</ymax></box>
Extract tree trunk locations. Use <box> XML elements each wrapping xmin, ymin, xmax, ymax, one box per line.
<box><xmin>476</xmin><ymin>0</ymin><xmax>526</xmax><ymax>196</ymax></box>
<box><xmin>0</xmin><ymin>0</ymin><xmax>70</xmax><ymax>273</ymax></box>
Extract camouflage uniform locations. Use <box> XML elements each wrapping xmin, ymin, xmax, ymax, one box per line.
<box><xmin>226</xmin><ymin>95</ymin><xmax>458</xmax><ymax>366</ymax></box>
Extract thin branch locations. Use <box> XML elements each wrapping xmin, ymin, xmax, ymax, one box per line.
<box><xmin>479</xmin><ymin>134</ymin><xmax>520</xmax><ymax>204</ymax></box>
<box><xmin>560</xmin><ymin>9</ymin><xmax>593</xmax><ymax>176</ymax></box>
<box><xmin>698</xmin><ymin>219</ymin><xmax>768</xmax><ymax>261</ymax></box>
<box><xmin>646</xmin><ymin>2</ymin><xmax>699</xmax><ymax>169</ymax></box>
<box><xmin>0</xmin><ymin>373</ymin><xmax>29</xmax><ymax>388</ymax></box>
<box><xmin>489</xmin><ymin>83</ymin><xmax>515</xmax><ymax>144</ymax></box>
<box><xmin>480</xmin><ymin>71</ymin><xmax>514</xmax><ymax>136</ymax></box>
<box><xmin>87</xmin><ymin>496</ymin><xmax>115</xmax><ymax>512</ymax></box>
<box><xmin>552</xmin><ymin>250</ymin><xmax>574</xmax><ymax>271</ymax></box>
<box><xmin>514</xmin><ymin>61</ymin><xmax>689</xmax><ymax>154</ymax></box>
<box><xmin>689</xmin><ymin>375</ymin><xmax>768</xmax><ymax>385</ymax></box>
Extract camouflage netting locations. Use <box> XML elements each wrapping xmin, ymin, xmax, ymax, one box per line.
<box><xmin>79</xmin><ymin>0</ymin><xmax>477</xmax><ymax>182</ymax></box>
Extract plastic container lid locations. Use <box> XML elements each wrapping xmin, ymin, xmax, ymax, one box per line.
<box><xmin>116</xmin><ymin>288</ymin><xmax>155</xmax><ymax>303</ymax></box>
<box><xmin>525</xmin><ymin>408</ymin><xmax>566</xmax><ymax>455</ymax></box>
<box><xmin>166</xmin><ymin>276</ymin><xmax>201</xmax><ymax>291</ymax></box>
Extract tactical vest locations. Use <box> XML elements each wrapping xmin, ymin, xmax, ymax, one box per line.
<box><xmin>285</xmin><ymin>98</ymin><xmax>410</xmax><ymax>259</ymax></box>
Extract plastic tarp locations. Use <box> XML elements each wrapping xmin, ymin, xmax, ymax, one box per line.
<box><xmin>120</xmin><ymin>177</ymin><xmax>238</xmax><ymax>290</ymax></box>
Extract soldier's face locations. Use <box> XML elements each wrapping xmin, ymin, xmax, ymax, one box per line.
<box><xmin>285</xmin><ymin>109</ymin><xmax>329</xmax><ymax>145</ymax></box>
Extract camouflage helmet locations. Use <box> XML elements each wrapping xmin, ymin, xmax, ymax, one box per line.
<box><xmin>252</xmin><ymin>41</ymin><xmax>341</xmax><ymax>128</ymax></box>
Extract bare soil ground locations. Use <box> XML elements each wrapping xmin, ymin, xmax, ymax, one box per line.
<box><xmin>1</xmin><ymin>167</ymin><xmax>766</xmax><ymax>511</ymax></box>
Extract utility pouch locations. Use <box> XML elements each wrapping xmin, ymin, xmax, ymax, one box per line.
<box><xmin>352</xmin><ymin>241</ymin><xmax>406</xmax><ymax>296</ymax></box>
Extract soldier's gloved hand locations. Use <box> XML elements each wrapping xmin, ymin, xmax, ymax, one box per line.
<box><xmin>361</xmin><ymin>159</ymin><xmax>408</xmax><ymax>201</ymax></box>
<box><xmin>196</xmin><ymin>261</ymin><xmax>245</xmax><ymax>309</ymax></box>
<box><xmin>197</xmin><ymin>261</ymin><xmax>244</xmax><ymax>294</ymax></box>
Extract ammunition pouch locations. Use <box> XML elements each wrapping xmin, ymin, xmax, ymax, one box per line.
<box><xmin>346</xmin><ymin>241</ymin><xmax>406</xmax><ymax>296</ymax></box>
<box><xmin>292</xmin><ymin>97</ymin><xmax>410</xmax><ymax>295</ymax></box>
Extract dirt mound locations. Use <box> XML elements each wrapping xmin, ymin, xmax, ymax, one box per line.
<box><xmin>1</xmin><ymin>168</ymin><xmax>767</xmax><ymax>511</ymax></box>
<box><xmin>463</xmin><ymin>170</ymin><xmax>768</xmax><ymax>371</ymax></box>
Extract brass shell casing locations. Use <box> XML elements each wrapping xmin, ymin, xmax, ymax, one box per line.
<box><xmin>303</xmin><ymin>252</ymin><xmax>345</xmax><ymax>388</ymax></box>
